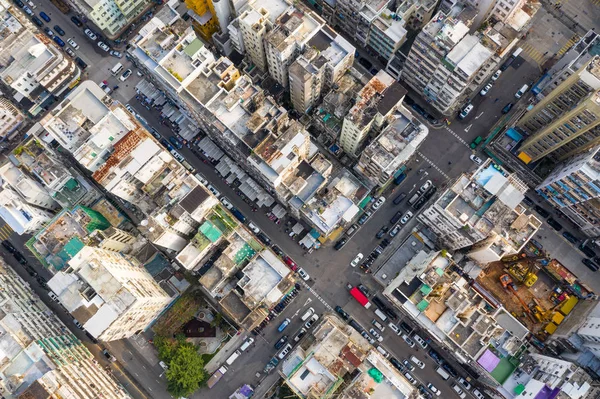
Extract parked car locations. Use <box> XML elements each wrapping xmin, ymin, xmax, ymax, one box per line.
<box><xmin>458</xmin><ymin>377</ymin><xmax>472</xmax><ymax>390</ymax></box>
<box><xmin>282</xmin><ymin>256</ymin><xmax>298</xmax><ymax>271</ymax></box>
<box><xmin>2</xmin><ymin>240</ymin><xmax>16</xmax><ymax>253</ymax></box>
<box><xmin>53</xmin><ymin>36</ymin><xmax>65</xmax><ymax>47</ymax></box>
<box><xmin>43</xmin><ymin>27</ymin><xmax>54</xmax><ymax>37</ymax></box>
<box><xmin>75</xmin><ymin>57</ymin><xmax>88</xmax><ymax>69</ymax></box>
<box><xmin>547</xmin><ymin>217</ymin><xmax>563</xmax><ymax>231</ymax></box>
<box><xmin>120</xmin><ymin>69</ymin><xmax>132</xmax><ymax>81</ymax></box>
<box><xmin>372</xmin><ymin>196</ymin><xmax>386</xmax><ymax>210</ymax></box>
<box><xmin>335</xmin><ymin>306</ymin><xmax>351</xmax><ymax>321</ymax></box>
<box><xmin>39</xmin><ymin>11</ymin><xmax>50</xmax><ymax>22</ymax></box>
<box><xmin>297</xmin><ymin>268</ymin><xmax>310</xmax><ymax>281</ymax></box>
<box><xmin>390</xmin><ymin>357</ymin><xmax>405</xmax><ymax>372</ymax></box>
<box><xmin>419</xmin><ymin>180</ymin><xmax>432</xmax><ymax>193</ymax></box>
<box><xmin>427</xmin><ymin>383</ymin><xmax>441</xmax><ymax>396</ymax></box>
<box><xmin>580</xmin><ymin>244</ymin><xmax>597</xmax><ymax>258</ymax></box>
<box><xmin>358</xmin><ymin>212</ymin><xmax>370</xmax><ymax>225</ymax></box>
<box><xmin>404</xmin><ymin>372</ymin><xmax>417</xmax><ymax>385</ymax></box>
<box><xmin>98</xmin><ymin>41</ymin><xmax>110</xmax><ymax>52</ymax></box>
<box><xmin>582</xmin><ymin>258</ymin><xmax>599</xmax><ymax>271</ymax></box>
<box><xmin>479</xmin><ymin>83</ymin><xmax>492</xmax><ymax>96</ymax></box>
<box><xmin>361</xmin><ymin>331</ymin><xmax>376</xmax><ymax>344</ymax></box>
<box><xmin>393</xmin><ymin>192</ymin><xmax>406</xmax><ymax>205</ymax></box>
<box><xmin>346</xmin><ymin>224</ymin><xmax>358</xmax><ymax>236</ymax></box>
<box><xmin>386</xmin><ymin>225</ymin><xmax>401</xmax><ymax>239</ymax></box>
<box><xmin>334</xmin><ymin>237</ymin><xmax>348</xmax><ymax>250</ymax></box>
<box><xmin>534</xmin><ymin>205</ymin><xmax>550</xmax><ymax>218</ymax></box>
<box><xmin>84</xmin><ymin>28</ymin><xmax>97</xmax><ymax>40</ymax></box>
<box><xmin>376</xmin><ymin>226</ymin><xmax>389</xmax><ymax>239</ymax></box>
<box><xmin>274</xmin><ymin>336</ymin><xmax>288</xmax><ymax>349</ymax></box>
<box><xmin>351</xmin><ymin>253</ymin><xmax>363</xmax><ymax>267</ymax></box>
<box><xmin>277</xmin><ymin>318</ymin><xmax>291</xmax><ymax>332</ymax></box>
<box><xmin>501</xmin><ymin>102</ymin><xmax>514</xmax><ymax>114</ymax></box>
<box><xmin>67</xmin><ymin>38</ymin><xmax>79</xmax><ymax>50</ymax></box>
<box><xmin>562</xmin><ymin>231</ymin><xmax>578</xmax><ymax>244</ymax></box>
<box><xmin>293</xmin><ymin>328</ymin><xmax>307</xmax><ymax>342</ymax></box>
<box><xmin>400</xmin><ymin>211</ymin><xmax>413</xmax><ymax>225</ymax></box>
<box><xmin>109</xmin><ymin>50</ymin><xmax>123</xmax><ymax>58</ymax></box>
<box><xmin>402</xmin><ymin>334</ymin><xmax>415</xmax><ymax>348</ymax></box>
<box><xmin>459</xmin><ymin>104</ymin><xmax>474</xmax><ymax>119</ymax></box>
<box><xmin>369</xmin><ymin>328</ymin><xmax>383</xmax><ymax>342</ymax></box>
<box><xmin>492</xmin><ymin>70</ymin><xmax>502</xmax><ymax>80</ymax></box>
<box><xmin>403</xmin><ymin>359</ymin><xmax>415</xmax><ymax>371</ymax></box>
<box><xmin>169</xmin><ymin>136</ymin><xmax>183</xmax><ymax>149</ymax></box>
<box><xmin>23</xmin><ymin>5</ymin><xmax>33</xmax><ymax>15</ymax></box>
<box><xmin>470</xmin><ymin>154</ymin><xmax>483</xmax><ymax>165</ymax></box>
<box><xmin>304</xmin><ymin>314</ymin><xmax>319</xmax><ymax>329</ymax></box>
<box><xmin>70</xmin><ymin>16</ymin><xmax>83</xmax><ymax>27</ymax></box>
<box><xmin>53</xmin><ymin>25</ymin><xmax>65</xmax><ymax>35</ymax></box>
<box><xmin>522</xmin><ymin>196</ymin><xmax>534</xmax><ymax>207</ymax></box>
<box><xmin>31</xmin><ymin>16</ymin><xmax>43</xmax><ymax>27</ymax></box>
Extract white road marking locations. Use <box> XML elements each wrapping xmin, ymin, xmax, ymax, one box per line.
<box><xmin>475</xmin><ymin>111</ymin><xmax>484</xmax><ymax>119</ymax></box>
<box><xmin>443</xmin><ymin>126</ymin><xmax>469</xmax><ymax>147</ymax></box>
<box><xmin>303</xmin><ymin>297</ymin><xmax>312</xmax><ymax>307</ymax></box>
<box><xmin>464</xmin><ymin>124</ymin><xmax>472</xmax><ymax>133</ymax></box>
<box><xmin>300</xmin><ymin>281</ymin><xmax>332</xmax><ymax>311</ymax></box>
<box><xmin>416</xmin><ymin>151</ymin><xmax>450</xmax><ymax>180</ymax></box>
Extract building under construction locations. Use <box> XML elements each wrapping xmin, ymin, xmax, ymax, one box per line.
<box><xmin>475</xmin><ymin>254</ymin><xmax>585</xmax><ymax>341</ymax></box>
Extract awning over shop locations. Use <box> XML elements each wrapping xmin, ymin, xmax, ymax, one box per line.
<box><xmin>292</xmin><ymin>223</ymin><xmax>304</xmax><ymax>234</ymax></box>
<box><xmin>272</xmin><ymin>204</ymin><xmax>287</xmax><ymax>219</ymax></box>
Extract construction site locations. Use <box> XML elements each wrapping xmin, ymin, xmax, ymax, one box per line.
<box><xmin>476</xmin><ymin>252</ymin><xmax>584</xmax><ymax>341</ymax></box>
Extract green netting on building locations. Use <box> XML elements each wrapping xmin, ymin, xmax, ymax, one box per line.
<box><xmin>200</xmin><ymin>221</ymin><xmax>222</xmax><ymax>242</ymax></box>
<box><xmin>52</xmin><ymin>237</ymin><xmax>85</xmax><ymax>270</ymax></box>
<box><xmin>420</xmin><ymin>284</ymin><xmax>432</xmax><ymax>295</ymax></box>
<box><xmin>358</xmin><ymin>196</ymin><xmax>372</xmax><ymax>209</ymax></box>
<box><xmin>417</xmin><ymin>299</ymin><xmax>429</xmax><ymax>311</ymax></box>
<box><xmin>65</xmin><ymin>178</ymin><xmax>79</xmax><ymax>190</ymax></box>
<box><xmin>368</xmin><ymin>368</ymin><xmax>383</xmax><ymax>383</ymax></box>
<box><xmin>79</xmin><ymin>206</ymin><xmax>111</xmax><ymax>232</ymax></box>
<box><xmin>233</xmin><ymin>243</ymin><xmax>256</xmax><ymax>265</ymax></box>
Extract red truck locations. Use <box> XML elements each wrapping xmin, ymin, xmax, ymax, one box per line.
<box><xmin>348</xmin><ymin>285</ymin><xmax>371</xmax><ymax>308</ymax></box>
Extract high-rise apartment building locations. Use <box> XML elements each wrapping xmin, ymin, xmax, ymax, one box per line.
<box><xmin>418</xmin><ymin>159</ymin><xmax>535</xmax><ymax>252</ymax></box>
<box><xmin>516</xmin><ymin>56</ymin><xmax>600</xmax><ymax>164</ymax></box>
<box><xmin>264</xmin><ymin>7</ymin><xmax>324</xmax><ymax>87</ymax></box>
<box><xmin>339</xmin><ymin>71</ymin><xmax>406</xmax><ymax>155</ymax></box>
<box><xmin>0</xmin><ymin>258</ymin><xmax>130</xmax><ymax>398</ymax></box>
<box><xmin>69</xmin><ymin>0</ymin><xmax>152</xmax><ymax>38</ymax></box>
<box><xmin>48</xmin><ymin>246</ymin><xmax>172</xmax><ymax>341</ymax></box>
<box><xmin>289</xmin><ymin>53</ymin><xmax>325</xmax><ymax>113</ymax></box>
<box><xmin>536</xmin><ymin>145</ymin><xmax>600</xmax><ymax>237</ymax></box>
<box><xmin>239</xmin><ymin>6</ymin><xmax>272</xmax><ymax>71</ymax></box>
<box><xmin>186</xmin><ymin>0</ymin><xmax>221</xmax><ymax>40</ymax></box>
<box><xmin>0</xmin><ymin>97</ymin><xmax>24</xmax><ymax>139</ymax></box>
<box><xmin>402</xmin><ymin>7</ymin><xmax>503</xmax><ymax>115</ymax></box>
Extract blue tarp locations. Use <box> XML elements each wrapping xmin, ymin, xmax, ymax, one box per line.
<box><xmin>506</xmin><ymin>128</ymin><xmax>523</xmax><ymax>141</ymax></box>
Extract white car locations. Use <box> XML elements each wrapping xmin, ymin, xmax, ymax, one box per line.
<box><xmin>350</xmin><ymin>253</ymin><xmax>364</xmax><ymax>267</ymax></box>
<box><xmin>304</xmin><ymin>314</ymin><xmax>319</xmax><ymax>329</ymax></box>
<box><xmin>97</xmin><ymin>41</ymin><xmax>110</xmax><ymax>52</ymax></box>
<box><xmin>23</xmin><ymin>6</ymin><xmax>33</xmax><ymax>15</ymax></box>
<box><xmin>479</xmin><ymin>83</ymin><xmax>492</xmax><ymax>96</ymax></box>
<box><xmin>410</xmin><ymin>355</ymin><xmax>425</xmax><ymax>369</ymax></box>
<box><xmin>84</xmin><ymin>28</ymin><xmax>97</xmax><ymax>40</ymax></box>
<box><xmin>492</xmin><ymin>70</ymin><xmax>502</xmax><ymax>81</ymax></box>
<box><xmin>67</xmin><ymin>38</ymin><xmax>79</xmax><ymax>50</ymax></box>
<box><xmin>247</xmin><ymin>222</ymin><xmax>260</xmax><ymax>234</ymax></box>
<box><xmin>361</xmin><ymin>331</ymin><xmax>376</xmax><ymax>345</ymax></box>
<box><xmin>26</xmin><ymin>0</ymin><xmax>36</xmax><ymax>8</ymax></box>
<box><xmin>297</xmin><ymin>268</ymin><xmax>310</xmax><ymax>281</ymax></box>
<box><xmin>220</xmin><ymin>197</ymin><xmax>234</xmax><ymax>210</ymax></box>
<box><xmin>402</xmin><ymin>334</ymin><xmax>415</xmax><ymax>348</ymax></box>
<box><xmin>452</xmin><ymin>384</ymin><xmax>467</xmax><ymax>399</ymax></box>
<box><xmin>400</xmin><ymin>211</ymin><xmax>413</xmax><ymax>225</ymax></box>
<box><xmin>459</xmin><ymin>104</ymin><xmax>474</xmax><ymax>119</ymax></box>
<box><xmin>120</xmin><ymin>69</ymin><xmax>132</xmax><ymax>81</ymax></box>
<box><xmin>458</xmin><ymin>377</ymin><xmax>472</xmax><ymax>390</ymax></box>
<box><xmin>372</xmin><ymin>196</ymin><xmax>386</xmax><ymax>210</ymax></box>
<box><xmin>473</xmin><ymin>389</ymin><xmax>485</xmax><ymax>399</ymax></box>
<box><xmin>110</xmin><ymin>50</ymin><xmax>123</xmax><ymax>58</ymax></box>
<box><xmin>427</xmin><ymin>383</ymin><xmax>441</xmax><ymax>396</ymax></box>
<box><xmin>389</xmin><ymin>225</ymin><xmax>401</xmax><ymax>237</ymax></box>
<box><xmin>65</xmin><ymin>48</ymin><xmax>76</xmax><ymax>58</ymax></box>
<box><xmin>404</xmin><ymin>372</ymin><xmax>417</xmax><ymax>385</ymax></box>
<box><xmin>419</xmin><ymin>180</ymin><xmax>432</xmax><ymax>193</ymax></box>
<box><xmin>470</xmin><ymin>154</ymin><xmax>483</xmax><ymax>165</ymax></box>
<box><xmin>369</xmin><ymin>328</ymin><xmax>383</xmax><ymax>342</ymax></box>
<box><xmin>403</xmin><ymin>359</ymin><xmax>415</xmax><ymax>371</ymax></box>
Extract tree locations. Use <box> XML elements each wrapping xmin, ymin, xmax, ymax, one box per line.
<box><xmin>165</xmin><ymin>342</ymin><xmax>207</xmax><ymax>397</ymax></box>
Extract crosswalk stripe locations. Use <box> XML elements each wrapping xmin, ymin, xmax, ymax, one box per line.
<box><xmin>417</xmin><ymin>151</ymin><xmax>450</xmax><ymax>179</ymax></box>
<box><xmin>444</xmin><ymin>126</ymin><xmax>469</xmax><ymax>147</ymax></box>
<box><xmin>0</xmin><ymin>225</ymin><xmax>12</xmax><ymax>240</ymax></box>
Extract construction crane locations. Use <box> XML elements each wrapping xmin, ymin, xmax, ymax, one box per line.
<box><xmin>500</xmin><ymin>274</ymin><xmax>536</xmax><ymax>323</ymax></box>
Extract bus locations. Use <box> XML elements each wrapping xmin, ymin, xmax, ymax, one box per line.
<box><xmin>349</xmin><ymin>287</ymin><xmax>371</xmax><ymax>308</ymax></box>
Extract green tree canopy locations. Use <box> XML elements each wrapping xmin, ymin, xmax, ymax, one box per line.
<box><xmin>165</xmin><ymin>342</ymin><xmax>207</xmax><ymax>397</ymax></box>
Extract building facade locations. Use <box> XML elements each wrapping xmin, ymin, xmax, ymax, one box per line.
<box><xmin>48</xmin><ymin>246</ymin><xmax>172</xmax><ymax>342</ymax></box>
<box><xmin>536</xmin><ymin>145</ymin><xmax>600</xmax><ymax>237</ymax></box>
<box><xmin>0</xmin><ymin>258</ymin><xmax>130</xmax><ymax>398</ymax></box>
<box><xmin>516</xmin><ymin>56</ymin><xmax>600</xmax><ymax>164</ymax></box>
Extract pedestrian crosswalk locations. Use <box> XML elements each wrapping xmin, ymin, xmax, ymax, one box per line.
<box><xmin>417</xmin><ymin>151</ymin><xmax>450</xmax><ymax>180</ymax></box>
<box><xmin>556</xmin><ymin>35</ymin><xmax>580</xmax><ymax>57</ymax></box>
<box><xmin>591</xmin><ymin>0</ymin><xmax>600</xmax><ymax>6</ymax></box>
<box><xmin>443</xmin><ymin>126</ymin><xmax>469</xmax><ymax>148</ymax></box>
<box><xmin>520</xmin><ymin>42</ymin><xmax>547</xmax><ymax>65</ymax></box>
<box><xmin>300</xmin><ymin>280</ymin><xmax>333</xmax><ymax>311</ymax></box>
<box><xmin>0</xmin><ymin>224</ymin><xmax>13</xmax><ymax>241</ymax></box>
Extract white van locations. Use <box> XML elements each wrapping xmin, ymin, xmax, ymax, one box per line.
<box><xmin>371</xmin><ymin>319</ymin><xmax>385</xmax><ymax>331</ymax></box>
<box><xmin>374</xmin><ymin>308</ymin><xmax>388</xmax><ymax>322</ymax></box>
<box><xmin>225</xmin><ymin>350</ymin><xmax>242</xmax><ymax>365</ymax></box>
<box><xmin>111</xmin><ymin>62</ymin><xmax>124</xmax><ymax>76</ymax></box>
<box><xmin>301</xmin><ymin>307</ymin><xmax>315</xmax><ymax>321</ymax></box>
<box><xmin>376</xmin><ymin>346</ymin><xmax>390</xmax><ymax>358</ymax></box>
<box><xmin>436</xmin><ymin>366</ymin><xmax>450</xmax><ymax>380</ymax></box>
<box><xmin>413</xmin><ymin>334</ymin><xmax>428</xmax><ymax>349</ymax></box>
<box><xmin>515</xmin><ymin>84</ymin><xmax>529</xmax><ymax>98</ymax></box>
<box><xmin>239</xmin><ymin>337</ymin><xmax>254</xmax><ymax>352</ymax></box>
